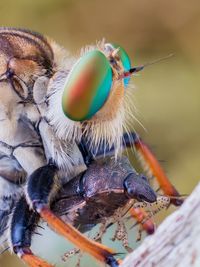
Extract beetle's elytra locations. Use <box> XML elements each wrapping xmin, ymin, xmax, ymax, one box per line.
<box><xmin>0</xmin><ymin>28</ymin><xmax>182</xmax><ymax>267</ymax></box>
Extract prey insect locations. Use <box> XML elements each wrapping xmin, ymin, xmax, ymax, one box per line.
<box><xmin>53</xmin><ymin>156</ymin><xmax>170</xmax><ymax>264</ymax></box>
<box><xmin>0</xmin><ymin>27</ymin><xmax>182</xmax><ymax>267</ymax></box>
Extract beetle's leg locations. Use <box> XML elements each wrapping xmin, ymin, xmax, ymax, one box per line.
<box><xmin>94</xmin><ymin>221</ymin><xmax>110</xmax><ymax>243</ymax></box>
<box><xmin>10</xmin><ymin>196</ymin><xmax>53</xmax><ymax>267</ymax></box>
<box><xmin>112</xmin><ymin>219</ymin><xmax>132</xmax><ymax>253</ymax></box>
<box><xmin>62</xmin><ymin>247</ymin><xmax>80</xmax><ymax>262</ymax></box>
<box><xmin>26</xmin><ymin>164</ymin><xmax>119</xmax><ymax>267</ymax></box>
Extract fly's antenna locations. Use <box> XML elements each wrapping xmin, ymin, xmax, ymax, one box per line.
<box><xmin>119</xmin><ymin>53</ymin><xmax>174</xmax><ymax>79</ymax></box>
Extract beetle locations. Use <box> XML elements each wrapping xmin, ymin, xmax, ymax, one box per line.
<box><xmin>53</xmin><ymin>155</ymin><xmax>157</xmax><ymax>236</ymax></box>
<box><xmin>0</xmin><ymin>27</ymin><xmax>182</xmax><ymax>267</ymax></box>
<box><xmin>52</xmin><ymin>155</ymin><xmax>170</xmax><ymax>263</ymax></box>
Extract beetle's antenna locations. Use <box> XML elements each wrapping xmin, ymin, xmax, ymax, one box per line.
<box><xmin>157</xmin><ymin>194</ymin><xmax>188</xmax><ymax>200</ymax></box>
<box><xmin>120</xmin><ymin>53</ymin><xmax>174</xmax><ymax>79</ymax></box>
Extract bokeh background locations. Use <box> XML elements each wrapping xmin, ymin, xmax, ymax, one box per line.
<box><xmin>0</xmin><ymin>0</ymin><xmax>200</xmax><ymax>266</ymax></box>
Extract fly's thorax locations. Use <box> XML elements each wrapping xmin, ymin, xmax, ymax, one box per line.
<box><xmin>0</xmin><ymin>85</ymin><xmax>23</xmax><ymax>145</ymax></box>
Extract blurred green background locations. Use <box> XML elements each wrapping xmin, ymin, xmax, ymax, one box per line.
<box><xmin>0</xmin><ymin>0</ymin><xmax>200</xmax><ymax>266</ymax></box>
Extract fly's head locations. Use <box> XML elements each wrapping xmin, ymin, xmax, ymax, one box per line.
<box><xmin>51</xmin><ymin>40</ymin><xmax>141</xmax><ymax>155</ymax></box>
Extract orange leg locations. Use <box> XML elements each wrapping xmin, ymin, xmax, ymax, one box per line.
<box><xmin>89</xmin><ymin>133</ymin><xmax>182</xmax><ymax>206</ymax></box>
<box><xmin>26</xmin><ymin>165</ymin><xmax>119</xmax><ymax>267</ymax></box>
<box><xmin>21</xmin><ymin>250</ymin><xmax>54</xmax><ymax>267</ymax></box>
<box><xmin>134</xmin><ymin>137</ymin><xmax>183</xmax><ymax>206</ymax></box>
<box><xmin>39</xmin><ymin>206</ymin><xmax>119</xmax><ymax>266</ymax></box>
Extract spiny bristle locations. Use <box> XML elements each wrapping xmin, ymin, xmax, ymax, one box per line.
<box><xmin>123</xmin><ymin>87</ymin><xmax>146</xmax><ymax>146</ymax></box>
<box><xmin>124</xmin><ymin>87</ymin><xmax>140</xmax><ymax>125</ymax></box>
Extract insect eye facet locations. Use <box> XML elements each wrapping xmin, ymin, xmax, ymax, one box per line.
<box><xmin>108</xmin><ymin>43</ymin><xmax>131</xmax><ymax>87</ymax></box>
<box><xmin>62</xmin><ymin>50</ymin><xmax>112</xmax><ymax>121</ymax></box>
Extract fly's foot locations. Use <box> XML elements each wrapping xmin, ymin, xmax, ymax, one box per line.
<box><xmin>106</xmin><ymin>255</ymin><xmax>120</xmax><ymax>267</ymax></box>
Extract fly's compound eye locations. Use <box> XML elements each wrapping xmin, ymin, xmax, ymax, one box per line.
<box><xmin>62</xmin><ymin>50</ymin><xmax>112</xmax><ymax>121</ymax></box>
<box><xmin>106</xmin><ymin>43</ymin><xmax>131</xmax><ymax>87</ymax></box>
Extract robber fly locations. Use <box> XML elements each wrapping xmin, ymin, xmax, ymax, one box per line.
<box><xmin>0</xmin><ymin>28</ymin><xmax>182</xmax><ymax>267</ymax></box>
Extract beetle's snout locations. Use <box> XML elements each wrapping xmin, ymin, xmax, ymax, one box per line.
<box><xmin>124</xmin><ymin>173</ymin><xmax>157</xmax><ymax>203</ymax></box>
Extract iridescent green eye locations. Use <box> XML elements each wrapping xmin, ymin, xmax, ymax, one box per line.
<box><xmin>110</xmin><ymin>43</ymin><xmax>131</xmax><ymax>87</ymax></box>
<box><xmin>62</xmin><ymin>50</ymin><xmax>112</xmax><ymax>121</ymax></box>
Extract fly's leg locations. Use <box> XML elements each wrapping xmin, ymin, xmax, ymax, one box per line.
<box><xmin>123</xmin><ymin>133</ymin><xmax>183</xmax><ymax>206</ymax></box>
<box><xmin>0</xmin><ymin>152</ymin><xmax>28</xmax><ymax>250</ymax></box>
<box><xmin>62</xmin><ymin>220</ymin><xmax>112</xmax><ymax>263</ymax></box>
<box><xmin>61</xmin><ymin>215</ymin><xmax>118</xmax><ymax>262</ymax></box>
<box><xmin>88</xmin><ymin>132</ymin><xmax>182</xmax><ymax>206</ymax></box>
<box><xmin>123</xmin><ymin>132</ymin><xmax>182</xmax><ymax>235</ymax></box>
<box><xmin>10</xmin><ymin>196</ymin><xmax>53</xmax><ymax>267</ymax></box>
<box><xmin>26</xmin><ymin>164</ymin><xmax>119</xmax><ymax>267</ymax></box>
<box><xmin>80</xmin><ymin>131</ymin><xmax>182</xmax><ymax>236</ymax></box>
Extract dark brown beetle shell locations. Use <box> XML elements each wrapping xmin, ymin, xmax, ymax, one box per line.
<box><xmin>52</xmin><ymin>156</ymin><xmax>148</xmax><ymax>233</ymax></box>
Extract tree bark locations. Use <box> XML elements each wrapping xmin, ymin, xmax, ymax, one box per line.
<box><xmin>120</xmin><ymin>183</ymin><xmax>200</xmax><ymax>267</ymax></box>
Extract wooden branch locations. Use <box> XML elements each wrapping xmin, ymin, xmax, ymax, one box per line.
<box><xmin>121</xmin><ymin>183</ymin><xmax>200</xmax><ymax>267</ymax></box>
